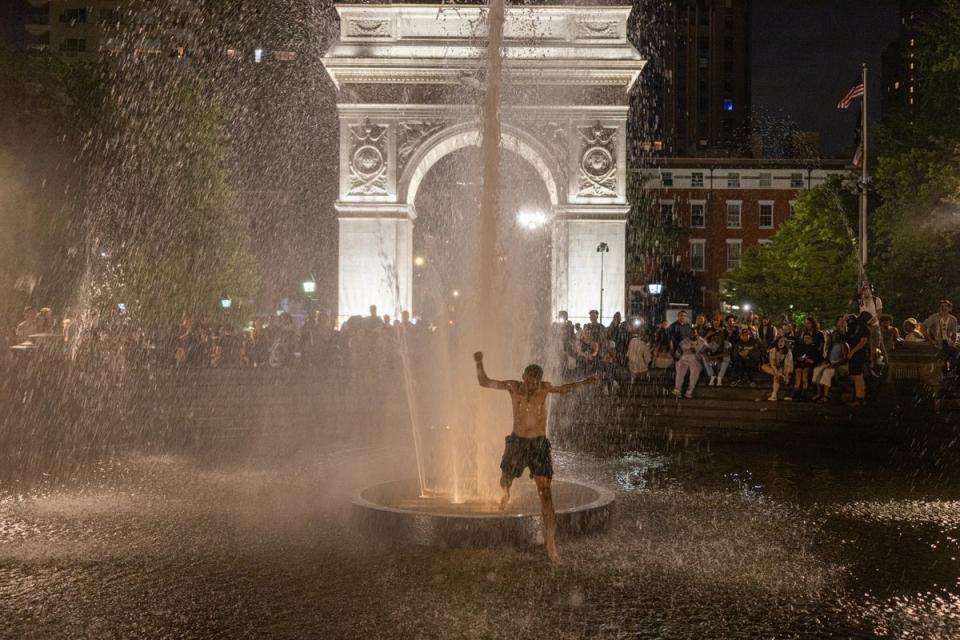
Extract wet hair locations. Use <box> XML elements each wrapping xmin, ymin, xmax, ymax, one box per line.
<box><xmin>523</xmin><ymin>364</ymin><xmax>544</xmax><ymax>380</ymax></box>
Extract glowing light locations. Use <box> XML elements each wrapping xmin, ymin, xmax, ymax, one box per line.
<box><xmin>452</xmin><ymin>290</ymin><xmax>460</xmax><ymax>298</ymax></box>
<box><xmin>302</xmin><ymin>280</ymin><xmax>316</xmax><ymax>294</ymax></box>
<box><xmin>254</xmin><ymin>48</ymin><xmax>263</xmax><ymax>63</ymax></box>
<box><xmin>413</xmin><ymin>256</ymin><xmax>426</xmax><ymax>267</ymax></box>
<box><xmin>220</xmin><ymin>297</ymin><xmax>232</xmax><ymax>309</ymax></box>
<box><xmin>647</xmin><ymin>283</ymin><xmax>663</xmax><ymax>295</ymax></box>
<box><xmin>743</xmin><ymin>303</ymin><xmax>752</xmax><ymax>312</ymax></box>
<box><xmin>517</xmin><ymin>210</ymin><xmax>548</xmax><ymax>230</ymax></box>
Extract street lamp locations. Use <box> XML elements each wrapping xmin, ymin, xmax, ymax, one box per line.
<box><xmin>646</xmin><ymin>282</ymin><xmax>663</xmax><ymax>325</ymax></box>
<box><xmin>517</xmin><ymin>210</ymin><xmax>548</xmax><ymax>230</ymax></box>
<box><xmin>596</xmin><ymin>242</ymin><xmax>609</xmax><ymax>323</ymax></box>
<box><xmin>414</xmin><ymin>256</ymin><xmax>426</xmax><ymax>267</ymax></box>
<box><xmin>220</xmin><ymin>296</ymin><xmax>232</xmax><ymax>309</ymax></box>
<box><xmin>302</xmin><ymin>280</ymin><xmax>317</xmax><ymax>295</ymax></box>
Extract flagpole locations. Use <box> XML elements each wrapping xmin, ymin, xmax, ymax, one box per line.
<box><xmin>860</xmin><ymin>63</ymin><xmax>869</xmax><ymax>276</ymax></box>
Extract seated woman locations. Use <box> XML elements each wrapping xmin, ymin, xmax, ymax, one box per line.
<box><xmin>788</xmin><ymin>331</ymin><xmax>823</xmax><ymax>400</ymax></box>
<box><xmin>762</xmin><ymin>336</ymin><xmax>794</xmax><ymax>401</ymax></box>
<box><xmin>701</xmin><ymin>315</ymin><xmax>731</xmax><ymax>386</ymax></box>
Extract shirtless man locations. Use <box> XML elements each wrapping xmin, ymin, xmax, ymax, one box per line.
<box><xmin>474</xmin><ymin>351</ymin><xmax>597</xmax><ymax>562</ymax></box>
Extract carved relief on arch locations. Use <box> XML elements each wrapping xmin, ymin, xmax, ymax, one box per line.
<box><xmin>348</xmin><ymin>120</ymin><xmax>388</xmax><ymax>196</ymax></box>
<box><xmin>577</xmin><ymin>123</ymin><xmax>618</xmax><ymax>197</ymax></box>
<box><xmin>397</xmin><ymin>121</ymin><xmax>449</xmax><ymax>178</ymax></box>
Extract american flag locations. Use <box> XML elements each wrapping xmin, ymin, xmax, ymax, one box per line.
<box><xmin>852</xmin><ymin>143</ymin><xmax>864</xmax><ymax>167</ymax></box>
<box><xmin>837</xmin><ymin>82</ymin><xmax>865</xmax><ymax>109</ymax></box>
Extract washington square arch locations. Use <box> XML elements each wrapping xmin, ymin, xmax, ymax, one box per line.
<box><xmin>322</xmin><ymin>2</ymin><xmax>646</xmax><ymax>325</ymax></box>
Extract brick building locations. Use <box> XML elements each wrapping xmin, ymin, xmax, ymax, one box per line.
<box><xmin>633</xmin><ymin>158</ymin><xmax>850</xmax><ymax>312</ymax></box>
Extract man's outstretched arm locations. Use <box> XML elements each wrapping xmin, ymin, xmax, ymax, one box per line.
<box><xmin>545</xmin><ymin>375</ymin><xmax>598</xmax><ymax>395</ymax></box>
<box><xmin>474</xmin><ymin>352</ymin><xmax>512</xmax><ymax>390</ymax></box>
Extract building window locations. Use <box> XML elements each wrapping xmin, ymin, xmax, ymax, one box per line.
<box><xmin>727</xmin><ymin>172</ymin><xmax>740</xmax><ymax>188</ymax></box>
<box><xmin>274</xmin><ymin>51</ymin><xmax>297</xmax><ymax>61</ymax></box>
<box><xmin>60</xmin><ymin>8</ymin><xmax>87</xmax><ymax>25</ymax></box>
<box><xmin>726</xmin><ymin>201</ymin><xmax>742</xmax><ymax>228</ymax></box>
<box><xmin>660</xmin><ymin>202</ymin><xmax>675</xmax><ymax>226</ymax></box>
<box><xmin>759</xmin><ymin>172</ymin><xmax>772</xmax><ymax>188</ymax></box>
<box><xmin>59</xmin><ymin>38</ymin><xmax>86</xmax><ymax>53</ymax></box>
<box><xmin>790</xmin><ymin>173</ymin><xmax>804</xmax><ymax>188</ymax></box>
<box><xmin>690</xmin><ymin>201</ymin><xmax>706</xmax><ymax>228</ymax></box>
<box><xmin>661</xmin><ymin>171</ymin><xmax>673</xmax><ymax>187</ymax></box>
<box><xmin>691</xmin><ymin>172</ymin><xmax>704</xmax><ymax>188</ymax></box>
<box><xmin>690</xmin><ymin>240</ymin><xmax>706</xmax><ymax>272</ymax></box>
<box><xmin>758</xmin><ymin>239</ymin><xmax>772</xmax><ymax>247</ymax></box>
<box><xmin>788</xmin><ymin>200</ymin><xmax>796</xmax><ymax>217</ymax></box>
<box><xmin>254</xmin><ymin>48</ymin><xmax>264</xmax><ymax>63</ymax></box>
<box><xmin>628</xmin><ymin>286</ymin><xmax>645</xmax><ymax>316</ymax></box>
<box><xmin>759</xmin><ymin>201</ymin><xmax>774</xmax><ymax>229</ymax></box>
<box><xmin>726</xmin><ymin>240</ymin><xmax>742</xmax><ymax>272</ymax></box>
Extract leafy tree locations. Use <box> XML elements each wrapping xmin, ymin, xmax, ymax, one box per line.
<box><xmin>86</xmin><ymin>64</ymin><xmax>259</xmax><ymax>329</ymax></box>
<box><xmin>724</xmin><ymin>177</ymin><xmax>860</xmax><ymax>321</ymax></box>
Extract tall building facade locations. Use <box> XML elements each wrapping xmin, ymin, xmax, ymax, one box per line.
<box><xmin>642</xmin><ymin>0</ymin><xmax>752</xmax><ymax>158</ymax></box>
<box><xmin>881</xmin><ymin>0</ymin><xmax>925</xmax><ymax>123</ymax></box>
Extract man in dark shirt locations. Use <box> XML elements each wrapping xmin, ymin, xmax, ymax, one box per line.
<box><xmin>668</xmin><ymin>310</ymin><xmax>692</xmax><ymax>354</ymax></box>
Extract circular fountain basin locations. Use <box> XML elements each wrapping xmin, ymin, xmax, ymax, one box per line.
<box><xmin>353</xmin><ymin>478</ymin><xmax>614</xmax><ymax>548</ymax></box>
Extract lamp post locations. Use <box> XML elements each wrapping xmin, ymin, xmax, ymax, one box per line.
<box><xmin>596</xmin><ymin>242</ymin><xmax>609</xmax><ymax>323</ymax></box>
<box><xmin>220</xmin><ymin>296</ymin><xmax>232</xmax><ymax>310</ymax></box>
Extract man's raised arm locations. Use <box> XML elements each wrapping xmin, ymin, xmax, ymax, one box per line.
<box><xmin>546</xmin><ymin>375</ymin><xmax>598</xmax><ymax>395</ymax></box>
<box><xmin>474</xmin><ymin>352</ymin><xmax>511</xmax><ymax>390</ymax></box>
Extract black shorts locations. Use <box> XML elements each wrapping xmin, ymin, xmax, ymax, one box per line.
<box><xmin>500</xmin><ymin>434</ymin><xmax>553</xmax><ymax>479</ymax></box>
<box><xmin>848</xmin><ymin>352</ymin><xmax>868</xmax><ymax>375</ymax></box>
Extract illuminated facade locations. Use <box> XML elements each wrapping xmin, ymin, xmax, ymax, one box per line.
<box><xmin>322</xmin><ymin>3</ymin><xmax>646</xmax><ymax>324</ymax></box>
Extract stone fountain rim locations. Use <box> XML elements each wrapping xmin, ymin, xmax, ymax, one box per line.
<box><xmin>353</xmin><ymin>477</ymin><xmax>615</xmax><ymax>520</ymax></box>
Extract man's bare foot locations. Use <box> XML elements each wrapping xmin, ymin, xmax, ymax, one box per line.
<box><xmin>546</xmin><ymin>540</ymin><xmax>560</xmax><ymax>563</ymax></box>
<box><xmin>498</xmin><ymin>492</ymin><xmax>510</xmax><ymax>512</ymax></box>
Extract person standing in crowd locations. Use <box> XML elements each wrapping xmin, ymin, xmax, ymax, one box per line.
<box><xmin>607</xmin><ymin>312</ymin><xmax>630</xmax><ymax>371</ymax></box>
<box><xmin>668</xmin><ymin>310</ymin><xmax>692</xmax><ymax>355</ymax></box>
<box><xmin>788</xmin><ymin>331</ymin><xmax>822</xmax><ymax>401</ymax></box>
<box><xmin>878</xmin><ymin>314</ymin><xmax>900</xmax><ymax>355</ymax></box>
<box><xmin>757</xmin><ymin>316</ymin><xmax>778</xmax><ymax>354</ymax></box>
<box><xmin>762</xmin><ymin>336</ymin><xmax>794</xmax><ymax>402</ymax></box>
<box><xmin>627</xmin><ymin>328</ymin><xmax>652</xmax><ymax>384</ymax></box>
<box><xmin>702</xmin><ymin>315</ymin><xmax>731</xmax><ymax>386</ymax></box>
<box><xmin>673</xmin><ymin>327</ymin><xmax>706</xmax><ymax>398</ymax></box>
<box><xmin>846</xmin><ymin>312</ymin><xmax>871</xmax><ymax>407</ymax></box>
<box><xmin>731</xmin><ymin>327</ymin><xmax>760</xmax><ymax>386</ymax></box>
<box><xmin>551</xmin><ymin>311</ymin><xmax>577</xmax><ymax>378</ymax></box>
<box><xmin>858</xmin><ymin>284</ymin><xmax>884</xmax><ymax>366</ymax></box>
<box><xmin>923</xmin><ymin>300</ymin><xmax>959</xmax><ymax>370</ymax></box>
<box><xmin>812</xmin><ymin>315</ymin><xmax>849</xmax><ymax>403</ymax></box>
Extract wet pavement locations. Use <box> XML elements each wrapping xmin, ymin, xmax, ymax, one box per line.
<box><xmin>2</xmin><ymin>440</ymin><xmax>960</xmax><ymax>639</ymax></box>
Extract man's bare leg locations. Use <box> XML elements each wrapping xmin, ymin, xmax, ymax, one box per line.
<box><xmin>534</xmin><ymin>475</ymin><xmax>559</xmax><ymax>562</ymax></box>
<box><xmin>499</xmin><ymin>472</ymin><xmax>513</xmax><ymax>511</ymax></box>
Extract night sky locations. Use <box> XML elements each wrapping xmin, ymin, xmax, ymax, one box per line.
<box><xmin>0</xmin><ymin>1</ymin><xmax>902</xmax><ymax>157</ymax></box>
<box><xmin>751</xmin><ymin>0</ymin><xmax>901</xmax><ymax>157</ymax></box>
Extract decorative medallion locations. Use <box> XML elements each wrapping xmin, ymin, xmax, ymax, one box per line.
<box><xmin>397</xmin><ymin>121</ymin><xmax>448</xmax><ymax>176</ymax></box>
<box><xmin>577</xmin><ymin>123</ymin><xmax>617</xmax><ymax>197</ymax></box>
<box><xmin>575</xmin><ymin>19</ymin><xmax>619</xmax><ymax>40</ymax></box>
<box><xmin>345</xmin><ymin>19</ymin><xmax>392</xmax><ymax>38</ymax></box>
<box><xmin>348</xmin><ymin>121</ymin><xmax>388</xmax><ymax>195</ymax></box>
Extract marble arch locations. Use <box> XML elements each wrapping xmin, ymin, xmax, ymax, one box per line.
<box><xmin>323</xmin><ymin>2</ymin><xmax>646</xmax><ymax>324</ymax></box>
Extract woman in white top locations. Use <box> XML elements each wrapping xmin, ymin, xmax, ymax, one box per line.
<box><xmin>761</xmin><ymin>336</ymin><xmax>794</xmax><ymax>402</ymax></box>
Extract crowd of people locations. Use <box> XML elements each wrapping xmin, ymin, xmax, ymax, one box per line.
<box><xmin>551</xmin><ymin>287</ymin><xmax>959</xmax><ymax>408</ymax></box>
<box><xmin>7</xmin><ymin>288</ymin><xmax>959</xmax><ymax>409</ymax></box>
<box><xmin>4</xmin><ymin>303</ymin><xmax>440</xmax><ymax>376</ymax></box>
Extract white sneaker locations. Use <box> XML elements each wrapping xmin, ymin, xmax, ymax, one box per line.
<box><xmin>685</xmin><ymin>391</ymin><xmax>694</xmax><ymax>399</ymax></box>
<box><xmin>672</xmin><ymin>389</ymin><xmax>682</xmax><ymax>398</ymax></box>
<box><xmin>709</xmin><ymin>376</ymin><xmax>717</xmax><ymax>386</ymax></box>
